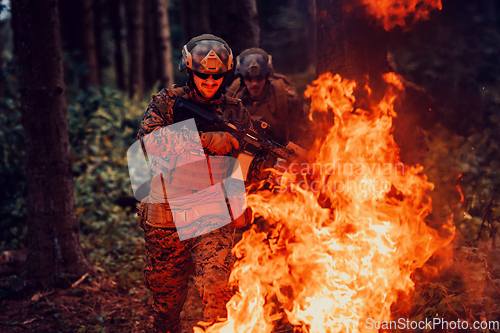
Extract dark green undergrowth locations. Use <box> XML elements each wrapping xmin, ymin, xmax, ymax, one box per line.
<box><xmin>0</xmin><ymin>62</ymin><xmax>149</xmax><ymax>288</ymax></box>
<box><xmin>401</xmin><ymin>113</ymin><xmax>500</xmax><ymax>329</ymax></box>
<box><xmin>68</xmin><ymin>86</ymin><xmax>148</xmax><ymax>288</ymax></box>
<box><xmin>0</xmin><ymin>62</ymin><xmax>25</xmax><ymax>251</ymax></box>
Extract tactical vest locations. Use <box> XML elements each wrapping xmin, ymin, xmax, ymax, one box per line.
<box><xmin>150</xmin><ymin>86</ymin><xmax>245</xmax><ymax>191</ymax></box>
<box><xmin>141</xmin><ymin>87</ymin><xmax>248</xmax><ymax>229</ymax></box>
<box><xmin>227</xmin><ymin>75</ymin><xmax>290</xmax><ymax>144</ymax></box>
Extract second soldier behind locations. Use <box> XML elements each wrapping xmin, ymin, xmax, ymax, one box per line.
<box><xmin>227</xmin><ymin>48</ymin><xmax>308</xmax><ymax>147</ymax></box>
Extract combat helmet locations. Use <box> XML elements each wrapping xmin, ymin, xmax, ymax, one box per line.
<box><xmin>179</xmin><ymin>34</ymin><xmax>233</xmax><ymax>74</ymax></box>
<box><xmin>235</xmin><ymin>48</ymin><xmax>274</xmax><ymax>78</ymax></box>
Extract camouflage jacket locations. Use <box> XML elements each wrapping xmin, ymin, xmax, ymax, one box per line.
<box><xmin>227</xmin><ymin>74</ymin><xmax>308</xmax><ymax>145</ymax></box>
<box><xmin>138</xmin><ymin>86</ymin><xmax>251</xmax><ymax>156</ymax></box>
<box><xmin>138</xmin><ymin>85</ymin><xmax>279</xmax><ymax>190</ymax></box>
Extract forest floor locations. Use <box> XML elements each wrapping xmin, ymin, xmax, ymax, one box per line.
<box><xmin>0</xmin><ymin>271</ymin><xmax>205</xmax><ymax>333</ymax></box>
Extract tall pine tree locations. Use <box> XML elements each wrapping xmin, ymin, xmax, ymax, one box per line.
<box><xmin>14</xmin><ymin>0</ymin><xmax>93</xmax><ymax>287</ymax></box>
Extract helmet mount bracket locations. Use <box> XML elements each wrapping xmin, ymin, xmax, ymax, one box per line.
<box><xmin>200</xmin><ymin>50</ymin><xmax>223</xmax><ymax>72</ymax></box>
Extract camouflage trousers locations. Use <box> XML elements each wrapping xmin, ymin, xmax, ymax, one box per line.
<box><xmin>143</xmin><ymin>215</ymin><xmax>234</xmax><ymax>333</ymax></box>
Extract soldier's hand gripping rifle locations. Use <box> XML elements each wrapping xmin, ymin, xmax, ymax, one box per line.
<box><xmin>173</xmin><ymin>97</ymin><xmax>306</xmax><ymax>161</ymax></box>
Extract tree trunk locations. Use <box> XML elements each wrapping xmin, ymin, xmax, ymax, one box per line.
<box><xmin>144</xmin><ymin>0</ymin><xmax>158</xmax><ymax>92</ymax></box>
<box><xmin>316</xmin><ymin>0</ymin><xmax>389</xmax><ymax>102</ymax></box>
<box><xmin>81</xmin><ymin>0</ymin><xmax>100</xmax><ymax>87</ymax></box>
<box><xmin>127</xmin><ymin>0</ymin><xmax>145</xmax><ymax>100</ymax></box>
<box><xmin>14</xmin><ymin>0</ymin><xmax>93</xmax><ymax>287</ymax></box>
<box><xmin>180</xmin><ymin>0</ymin><xmax>193</xmax><ymax>41</ymax></box>
<box><xmin>154</xmin><ymin>0</ymin><xmax>174</xmax><ymax>89</ymax></box>
<box><xmin>497</xmin><ymin>0</ymin><xmax>500</xmax><ymax>29</ymax></box>
<box><xmin>308</xmin><ymin>0</ymin><xmax>317</xmax><ymax>72</ymax></box>
<box><xmin>10</xmin><ymin>1</ymin><xmax>19</xmax><ymax>57</ymax></box>
<box><xmin>0</xmin><ymin>21</ymin><xmax>5</xmax><ymax>96</ymax></box>
<box><xmin>109</xmin><ymin>0</ymin><xmax>126</xmax><ymax>91</ymax></box>
<box><xmin>60</xmin><ymin>0</ymin><xmax>100</xmax><ymax>88</ymax></box>
<box><xmin>196</xmin><ymin>0</ymin><xmax>210</xmax><ymax>34</ymax></box>
<box><xmin>290</xmin><ymin>0</ymin><xmax>299</xmax><ymax>75</ymax></box>
<box><xmin>0</xmin><ymin>21</ymin><xmax>4</xmax><ymax>66</ymax></box>
<box><xmin>93</xmin><ymin>0</ymin><xmax>105</xmax><ymax>86</ymax></box>
<box><xmin>58</xmin><ymin>0</ymin><xmax>80</xmax><ymax>54</ymax></box>
<box><xmin>208</xmin><ymin>0</ymin><xmax>260</xmax><ymax>56</ymax></box>
<box><xmin>58</xmin><ymin>0</ymin><xmax>81</xmax><ymax>88</ymax></box>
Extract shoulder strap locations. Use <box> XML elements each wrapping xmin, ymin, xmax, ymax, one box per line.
<box><xmin>169</xmin><ymin>86</ymin><xmax>189</xmax><ymax>121</ymax></box>
<box><xmin>227</xmin><ymin>78</ymin><xmax>242</xmax><ymax>98</ymax></box>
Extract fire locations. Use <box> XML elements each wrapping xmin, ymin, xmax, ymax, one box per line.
<box><xmin>361</xmin><ymin>0</ymin><xmax>442</xmax><ymax>30</ymax></box>
<box><xmin>194</xmin><ymin>72</ymin><xmax>454</xmax><ymax>332</ymax></box>
<box><xmin>457</xmin><ymin>174</ymin><xmax>464</xmax><ymax>203</ymax></box>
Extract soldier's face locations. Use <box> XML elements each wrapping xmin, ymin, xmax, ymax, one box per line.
<box><xmin>243</xmin><ymin>75</ymin><xmax>266</xmax><ymax>99</ymax></box>
<box><xmin>192</xmin><ymin>73</ymin><xmax>224</xmax><ymax>99</ymax></box>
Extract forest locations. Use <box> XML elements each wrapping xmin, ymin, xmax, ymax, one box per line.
<box><xmin>1</xmin><ymin>0</ymin><xmax>500</xmax><ymax>332</ymax></box>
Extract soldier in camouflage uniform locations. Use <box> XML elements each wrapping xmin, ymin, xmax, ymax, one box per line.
<box><xmin>227</xmin><ymin>48</ymin><xmax>308</xmax><ymax>146</ymax></box>
<box><xmin>227</xmin><ymin>48</ymin><xmax>309</xmax><ymax>184</ymax></box>
<box><xmin>137</xmin><ymin>34</ymin><xmax>252</xmax><ymax>333</ymax></box>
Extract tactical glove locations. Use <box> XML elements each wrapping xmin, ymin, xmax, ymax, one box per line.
<box><xmin>200</xmin><ymin>131</ymin><xmax>240</xmax><ymax>155</ymax></box>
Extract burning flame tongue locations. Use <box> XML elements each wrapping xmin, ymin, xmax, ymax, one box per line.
<box><xmin>361</xmin><ymin>0</ymin><xmax>443</xmax><ymax>30</ymax></box>
<box><xmin>194</xmin><ymin>73</ymin><xmax>454</xmax><ymax>333</ymax></box>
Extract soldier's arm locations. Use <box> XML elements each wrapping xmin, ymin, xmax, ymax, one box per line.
<box><xmin>239</xmin><ymin>98</ymin><xmax>281</xmax><ymax>183</ymax></box>
<box><xmin>223</xmin><ymin>95</ymin><xmax>253</xmax><ymax>132</ymax></box>
<box><xmin>238</xmin><ymin>99</ymin><xmax>253</xmax><ymax>132</ymax></box>
<box><xmin>138</xmin><ymin>88</ymin><xmax>200</xmax><ymax>156</ymax></box>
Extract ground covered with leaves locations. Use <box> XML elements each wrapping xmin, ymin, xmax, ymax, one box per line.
<box><xmin>0</xmin><ymin>271</ymin><xmax>205</xmax><ymax>333</ymax></box>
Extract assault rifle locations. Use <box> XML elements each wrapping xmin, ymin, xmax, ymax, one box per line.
<box><xmin>173</xmin><ymin>97</ymin><xmax>306</xmax><ymax>161</ymax></box>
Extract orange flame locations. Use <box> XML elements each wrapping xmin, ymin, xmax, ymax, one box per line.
<box><xmin>361</xmin><ymin>0</ymin><xmax>442</xmax><ymax>30</ymax></box>
<box><xmin>456</xmin><ymin>174</ymin><xmax>464</xmax><ymax>203</ymax></box>
<box><xmin>194</xmin><ymin>73</ymin><xmax>454</xmax><ymax>332</ymax></box>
